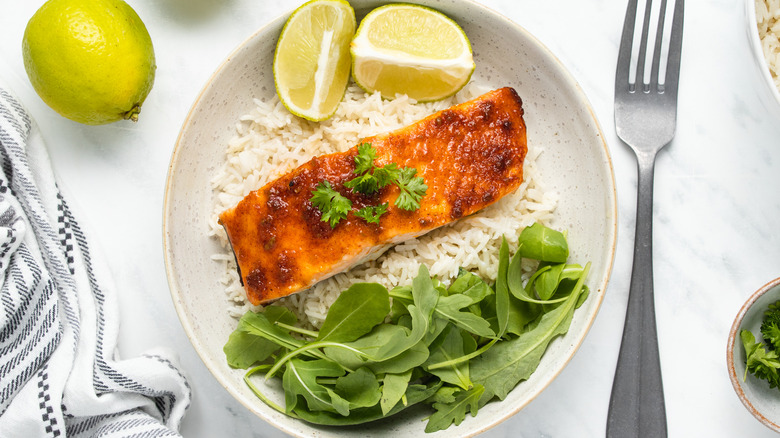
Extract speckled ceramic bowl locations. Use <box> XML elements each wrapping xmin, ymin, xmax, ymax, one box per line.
<box><xmin>744</xmin><ymin>0</ymin><xmax>780</xmax><ymax>120</ymax></box>
<box><xmin>163</xmin><ymin>1</ymin><xmax>617</xmax><ymax>436</ymax></box>
<box><xmin>728</xmin><ymin>277</ymin><xmax>780</xmax><ymax>433</ymax></box>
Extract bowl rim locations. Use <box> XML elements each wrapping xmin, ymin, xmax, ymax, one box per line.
<box><xmin>726</xmin><ymin>276</ymin><xmax>780</xmax><ymax>432</ymax></box>
<box><xmin>162</xmin><ymin>1</ymin><xmax>618</xmax><ymax>436</ymax></box>
<box><xmin>745</xmin><ymin>0</ymin><xmax>780</xmax><ymax>108</ymax></box>
<box><xmin>162</xmin><ymin>5</ymin><xmax>293</xmax><ymax>423</ymax></box>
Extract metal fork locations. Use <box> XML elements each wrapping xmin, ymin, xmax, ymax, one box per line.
<box><xmin>607</xmin><ymin>0</ymin><xmax>684</xmax><ymax>436</ymax></box>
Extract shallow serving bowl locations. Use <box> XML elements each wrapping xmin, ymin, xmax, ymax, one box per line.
<box><xmin>163</xmin><ymin>1</ymin><xmax>617</xmax><ymax>436</ymax></box>
<box><xmin>728</xmin><ymin>277</ymin><xmax>780</xmax><ymax>433</ymax></box>
<box><xmin>745</xmin><ymin>0</ymin><xmax>780</xmax><ymax>119</ymax></box>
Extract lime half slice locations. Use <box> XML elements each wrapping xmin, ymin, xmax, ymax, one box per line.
<box><xmin>350</xmin><ymin>4</ymin><xmax>475</xmax><ymax>102</ymax></box>
<box><xmin>274</xmin><ymin>0</ymin><xmax>356</xmax><ymax>121</ymax></box>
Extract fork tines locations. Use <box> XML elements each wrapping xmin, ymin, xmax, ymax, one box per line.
<box><xmin>616</xmin><ymin>0</ymin><xmax>684</xmax><ymax>95</ymax></box>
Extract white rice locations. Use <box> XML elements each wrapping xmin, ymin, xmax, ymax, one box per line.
<box><xmin>756</xmin><ymin>0</ymin><xmax>780</xmax><ymax>91</ymax></box>
<box><xmin>209</xmin><ymin>83</ymin><xmax>558</xmax><ymax>328</ymax></box>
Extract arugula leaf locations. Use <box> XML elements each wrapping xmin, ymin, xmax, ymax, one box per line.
<box><xmin>516</xmin><ymin>223</ymin><xmax>569</xmax><ymax>263</ymax></box>
<box><xmin>435</xmin><ymin>294</ymin><xmax>495</xmax><ymax>338</ymax></box>
<box><xmin>380</xmin><ymin>370</ymin><xmax>412</xmax><ymax>415</ymax></box>
<box><xmin>504</xmin><ymin>293</ymin><xmax>542</xmax><ymax>337</ymax></box>
<box><xmin>371</xmin><ymin>265</ymin><xmax>439</xmax><ymax>361</ymax></box>
<box><xmin>224</xmin><ymin>331</ymin><xmax>277</xmax><ymax>369</ymax></box>
<box><xmin>354</xmin><ymin>203</ymin><xmax>389</xmax><ymax>224</ymax></box>
<box><xmin>535</xmin><ymin>263</ymin><xmax>566</xmax><ymax>300</ymax></box>
<box><xmin>424</xmin><ymin>325</ymin><xmax>476</xmax><ymax>390</ymax></box>
<box><xmin>369</xmin><ymin>341</ymin><xmax>430</xmax><ymax>375</ymax></box>
<box><xmin>448</xmin><ymin>269</ymin><xmax>493</xmax><ymax>304</ymax></box>
<box><xmin>388</xmin><ymin>286</ymin><xmax>413</xmax><ymax>308</ymax></box>
<box><xmin>334</xmin><ymin>367</ymin><xmax>382</xmax><ymax>409</ymax></box>
<box><xmin>324</xmin><ymin>388</ymin><xmax>352</xmax><ymax>417</ymax></box>
<box><xmin>495</xmin><ymin>238</ymin><xmax>511</xmax><ymax>338</ymax></box>
<box><xmin>471</xmin><ymin>263</ymin><xmax>590</xmax><ymax>404</ymax></box>
<box><xmin>426</xmin><ymin>242</ymin><xmax>512</xmax><ymax>373</ymax></box>
<box><xmin>538</xmin><ymin>264</ymin><xmax>588</xmax><ymax>302</ymax></box>
<box><xmin>235</xmin><ymin>308</ymin><xmax>304</xmax><ymax>355</ymax></box>
<box><xmin>269</xmin><ymin>293</ymin><xmax>416</xmax><ymax>378</ymax></box>
<box><xmin>244</xmin><ymin>364</ymin><xmax>291</xmax><ymax>416</ymax></box>
<box><xmin>507</xmin><ymin>246</ymin><xmax>585</xmax><ymax>306</ymax></box>
<box><xmin>317</xmin><ymin>283</ymin><xmax>390</xmax><ymax>343</ymax></box>
<box><xmin>290</xmin><ymin>381</ymin><xmax>442</xmax><ymax>426</ymax></box>
<box><xmin>223</xmin><ymin>306</ymin><xmax>298</xmax><ymax>368</ymax></box>
<box><xmin>389</xmin><ymin>285</ymin><xmax>412</xmax><ymax>322</ymax></box>
<box><xmin>322</xmin><ymin>324</ymin><xmax>411</xmax><ymax>368</ymax></box>
<box><xmin>424</xmin><ymin>384</ymin><xmax>484</xmax><ymax>433</ymax></box>
<box><xmin>427</xmin><ymin>385</ymin><xmax>460</xmax><ymax>405</ymax></box>
<box><xmin>392</xmin><ymin>280</ymin><xmax>493</xmax><ymax>338</ymax></box>
<box><xmin>310</xmin><ymin>181</ymin><xmax>351</xmax><ymax>228</ymax></box>
<box><xmin>282</xmin><ymin>358</ymin><xmax>348</xmax><ymax>415</ymax></box>
<box><xmin>321</xmin><ymin>266</ymin><xmax>439</xmax><ymax>373</ymax></box>
<box><xmin>394</xmin><ymin>167</ymin><xmax>428</xmax><ymax>211</ymax></box>
<box><xmin>317</xmin><ymin>322</ymin><xmax>430</xmax><ymax>375</ymax></box>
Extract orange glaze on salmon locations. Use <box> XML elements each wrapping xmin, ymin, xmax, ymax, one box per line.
<box><xmin>219</xmin><ymin>87</ymin><xmax>527</xmax><ymax>305</ymax></box>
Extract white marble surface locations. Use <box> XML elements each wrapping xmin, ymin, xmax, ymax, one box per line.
<box><xmin>1</xmin><ymin>0</ymin><xmax>779</xmax><ymax>436</ymax></box>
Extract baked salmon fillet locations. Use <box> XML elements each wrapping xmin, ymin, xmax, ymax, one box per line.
<box><xmin>219</xmin><ymin>87</ymin><xmax>528</xmax><ymax>305</ymax></box>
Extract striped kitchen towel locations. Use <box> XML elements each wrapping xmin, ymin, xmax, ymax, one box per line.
<box><xmin>0</xmin><ymin>86</ymin><xmax>190</xmax><ymax>437</ymax></box>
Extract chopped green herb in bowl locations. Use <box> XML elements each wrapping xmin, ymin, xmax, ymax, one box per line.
<box><xmin>727</xmin><ymin>276</ymin><xmax>780</xmax><ymax>433</ymax></box>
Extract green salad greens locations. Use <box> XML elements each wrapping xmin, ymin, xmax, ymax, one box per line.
<box><xmin>224</xmin><ymin>223</ymin><xmax>591</xmax><ymax>432</ymax></box>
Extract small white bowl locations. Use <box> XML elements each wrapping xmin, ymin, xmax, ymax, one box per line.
<box><xmin>744</xmin><ymin>0</ymin><xmax>780</xmax><ymax>119</ymax></box>
<box><xmin>727</xmin><ymin>277</ymin><xmax>780</xmax><ymax>433</ymax></box>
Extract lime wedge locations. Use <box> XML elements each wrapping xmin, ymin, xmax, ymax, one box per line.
<box><xmin>274</xmin><ymin>0</ymin><xmax>356</xmax><ymax>121</ymax></box>
<box><xmin>350</xmin><ymin>4</ymin><xmax>475</xmax><ymax>102</ymax></box>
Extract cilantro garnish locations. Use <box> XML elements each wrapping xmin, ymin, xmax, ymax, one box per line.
<box><xmin>310</xmin><ymin>181</ymin><xmax>351</xmax><ymax>228</ymax></box>
<box><xmin>346</xmin><ymin>144</ymin><xmax>427</xmax><ymax>210</ymax></box>
<box><xmin>353</xmin><ymin>142</ymin><xmax>377</xmax><ymax>174</ymax></box>
<box><xmin>311</xmin><ymin>143</ymin><xmax>428</xmax><ymax>227</ymax></box>
<box><xmin>394</xmin><ymin>166</ymin><xmax>427</xmax><ymax>211</ymax></box>
<box><xmin>372</xmin><ymin>163</ymin><xmax>401</xmax><ymax>189</ymax></box>
<box><xmin>354</xmin><ymin>203</ymin><xmax>389</xmax><ymax>224</ymax></box>
<box><xmin>345</xmin><ymin>144</ymin><xmax>398</xmax><ymax>195</ymax></box>
<box><xmin>344</xmin><ymin>172</ymin><xmax>380</xmax><ymax>194</ymax></box>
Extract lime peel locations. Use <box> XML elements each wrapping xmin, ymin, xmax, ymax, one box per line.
<box><xmin>273</xmin><ymin>0</ymin><xmax>356</xmax><ymax>121</ymax></box>
<box><xmin>22</xmin><ymin>0</ymin><xmax>156</xmax><ymax>125</ymax></box>
<box><xmin>124</xmin><ymin>105</ymin><xmax>141</xmax><ymax>122</ymax></box>
<box><xmin>350</xmin><ymin>4</ymin><xmax>475</xmax><ymax>102</ymax></box>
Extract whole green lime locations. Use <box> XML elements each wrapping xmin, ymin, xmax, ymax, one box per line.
<box><xmin>22</xmin><ymin>0</ymin><xmax>156</xmax><ymax>125</ymax></box>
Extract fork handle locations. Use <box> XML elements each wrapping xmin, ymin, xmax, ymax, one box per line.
<box><xmin>607</xmin><ymin>152</ymin><xmax>667</xmax><ymax>438</ymax></box>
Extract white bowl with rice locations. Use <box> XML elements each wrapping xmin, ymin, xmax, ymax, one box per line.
<box><xmin>163</xmin><ymin>0</ymin><xmax>617</xmax><ymax>436</ymax></box>
<box><xmin>746</xmin><ymin>0</ymin><xmax>780</xmax><ymax>119</ymax></box>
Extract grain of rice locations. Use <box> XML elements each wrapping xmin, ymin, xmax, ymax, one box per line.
<box><xmin>210</xmin><ymin>83</ymin><xmax>558</xmax><ymax>326</ymax></box>
<box><xmin>756</xmin><ymin>0</ymin><xmax>780</xmax><ymax>91</ymax></box>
